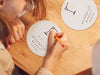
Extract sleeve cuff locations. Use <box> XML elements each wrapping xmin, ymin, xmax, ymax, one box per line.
<box><xmin>36</xmin><ymin>67</ymin><xmax>54</xmax><ymax>75</ymax></box>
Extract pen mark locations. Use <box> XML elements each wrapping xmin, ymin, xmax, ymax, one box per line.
<box><xmin>44</xmin><ymin>26</ymin><xmax>58</xmax><ymax>36</ymax></box>
<box><xmin>65</xmin><ymin>2</ymin><xmax>76</xmax><ymax>15</ymax></box>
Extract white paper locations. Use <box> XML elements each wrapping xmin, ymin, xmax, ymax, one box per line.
<box><xmin>61</xmin><ymin>0</ymin><xmax>97</xmax><ymax>30</ymax></box>
<box><xmin>26</xmin><ymin>21</ymin><xmax>61</xmax><ymax>57</ymax></box>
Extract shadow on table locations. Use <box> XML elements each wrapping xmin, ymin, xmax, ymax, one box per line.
<box><xmin>13</xmin><ymin>65</ymin><xmax>29</xmax><ymax>75</ymax></box>
<box><xmin>75</xmin><ymin>68</ymin><xmax>92</xmax><ymax>75</ymax></box>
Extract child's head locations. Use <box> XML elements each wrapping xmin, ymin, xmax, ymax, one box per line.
<box><xmin>0</xmin><ymin>0</ymin><xmax>46</xmax><ymax>41</ymax></box>
<box><xmin>0</xmin><ymin>0</ymin><xmax>46</xmax><ymax>21</ymax></box>
<box><xmin>0</xmin><ymin>0</ymin><xmax>26</xmax><ymax>21</ymax></box>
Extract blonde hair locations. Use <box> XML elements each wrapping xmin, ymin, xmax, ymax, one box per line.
<box><xmin>32</xmin><ymin>0</ymin><xmax>46</xmax><ymax>20</ymax></box>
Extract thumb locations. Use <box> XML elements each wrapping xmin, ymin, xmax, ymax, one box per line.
<box><xmin>49</xmin><ymin>31</ymin><xmax>56</xmax><ymax>39</ymax></box>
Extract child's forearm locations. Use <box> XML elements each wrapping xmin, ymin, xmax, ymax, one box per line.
<box><xmin>43</xmin><ymin>55</ymin><xmax>58</xmax><ymax>73</ymax></box>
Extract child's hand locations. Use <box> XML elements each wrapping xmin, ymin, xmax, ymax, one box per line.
<box><xmin>6</xmin><ymin>18</ymin><xmax>25</xmax><ymax>49</ymax></box>
<box><xmin>43</xmin><ymin>31</ymin><xmax>69</xmax><ymax>72</ymax></box>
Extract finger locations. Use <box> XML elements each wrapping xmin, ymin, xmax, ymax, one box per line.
<box><xmin>19</xmin><ymin>21</ymin><xmax>25</xmax><ymax>34</ymax></box>
<box><xmin>6</xmin><ymin>39</ymin><xmax>11</xmax><ymax>50</ymax></box>
<box><xmin>16</xmin><ymin>19</ymin><xmax>25</xmax><ymax>38</ymax></box>
<box><xmin>55</xmin><ymin>33</ymin><xmax>63</xmax><ymax>38</ymax></box>
<box><xmin>60</xmin><ymin>32</ymin><xmax>67</xmax><ymax>39</ymax></box>
<box><xmin>56</xmin><ymin>33</ymin><xmax>63</xmax><ymax>36</ymax></box>
<box><xmin>21</xmin><ymin>24</ymin><xmax>25</xmax><ymax>34</ymax></box>
<box><xmin>49</xmin><ymin>31</ymin><xmax>56</xmax><ymax>39</ymax></box>
<box><xmin>57</xmin><ymin>32</ymin><xmax>68</xmax><ymax>48</ymax></box>
<box><xmin>48</xmin><ymin>31</ymin><xmax>56</xmax><ymax>43</ymax></box>
<box><xmin>18</xmin><ymin>25</ymin><xmax>23</xmax><ymax>38</ymax></box>
<box><xmin>9</xmin><ymin>34</ymin><xmax>16</xmax><ymax>44</ymax></box>
<box><xmin>6</xmin><ymin>42</ymin><xmax>11</xmax><ymax>50</ymax></box>
<box><xmin>13</xmin><ymin>30</ymin><xmax>20</xmax><ymax>41</ymax></box>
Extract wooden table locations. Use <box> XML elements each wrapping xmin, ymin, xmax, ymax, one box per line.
<box><xmin>9</xmin><ymin>0</ymin><xmax>100</xmax><ymax>75</ymax></box>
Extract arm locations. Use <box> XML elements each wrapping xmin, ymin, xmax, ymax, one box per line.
<box><xmin>0</xmin><ymin>43</ymin><xmax>14</xmax><ymax>75</ymax></box>
<box><xmin>0</xmin><ymin>64</ymin><xmax>7</xmax><ymax>75</ymax></box>
<box><xmin>35</xmin><ymin>67</ymin><xmax>54</xmax><ymax>75</ymax></box>
<box><xmin>36</xmin><ymin>31</ymin><xmax>69</xmax><ymax>75</ymax></box>
<box><xmin>6</xmin><ymin>18</ymin><xmax>25</xmax><ymax>49</ymax></box>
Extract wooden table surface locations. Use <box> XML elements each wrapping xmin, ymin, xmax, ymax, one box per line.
<box><xmin>9</xmin><ymin>0</ymin><xmax>100</xmax><ymax>75</ymax></box>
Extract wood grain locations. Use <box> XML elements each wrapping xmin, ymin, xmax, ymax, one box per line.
<box><xmin>9</xmin><ymin>0</ymin><xmax>100</xmax><ymax>75</ymax></box>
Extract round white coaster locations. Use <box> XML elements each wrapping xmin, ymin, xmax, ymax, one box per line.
<box><xmin>26</xmin><ymin>21</ymin><xmax>61</xmax><ymax>57</ymax></box>
<box><xmin>61</xmin><ymin>0</ymin><xmax>97</xmax><ymax>30</ymax></box>
<box><xmin>92</xmin><ymin>40</ymin><xmax>100</xmax><ymax>75</ymax></box>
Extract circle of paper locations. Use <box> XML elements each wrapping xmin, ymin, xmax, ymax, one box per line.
<box><xmin>61</xmin><ymin>0</ymin><xmax>97</xmax><ymax>30</ymax></box>
<box><xmin>92</xmin><ymin>40</ymin><xmax>100</xmax><ymax>75</ymax></box>
<box><xmin>26</xmin><ymin>21</ymin><xmax>61</xmax><ymax>57</ymax></box>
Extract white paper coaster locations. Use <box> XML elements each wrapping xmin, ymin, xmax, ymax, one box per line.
<box><xmin>61</xmin><ymin>0</ymin><xmax>97</xmax><ymax>30</ymax></box>
<box><xmin>26</xmin><ymin>21</ymin><xmax>61</xmax><ymax>57</ymax></box>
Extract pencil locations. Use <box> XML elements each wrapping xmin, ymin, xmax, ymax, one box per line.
<box><xmin>55</xmin><ymin>35</ymin><xmax>65</xmax><ymax>48</ymax></box>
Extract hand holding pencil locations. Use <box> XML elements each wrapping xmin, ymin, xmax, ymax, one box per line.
<box><xmin>43</xmin><ymin>31</ymin><xmax>69</xmax><ymax>72</ymax></box>
<box><xmin>55</xmin><ymin>34</ymin><xmax>65</xmax><ymax>48</ymax></box>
